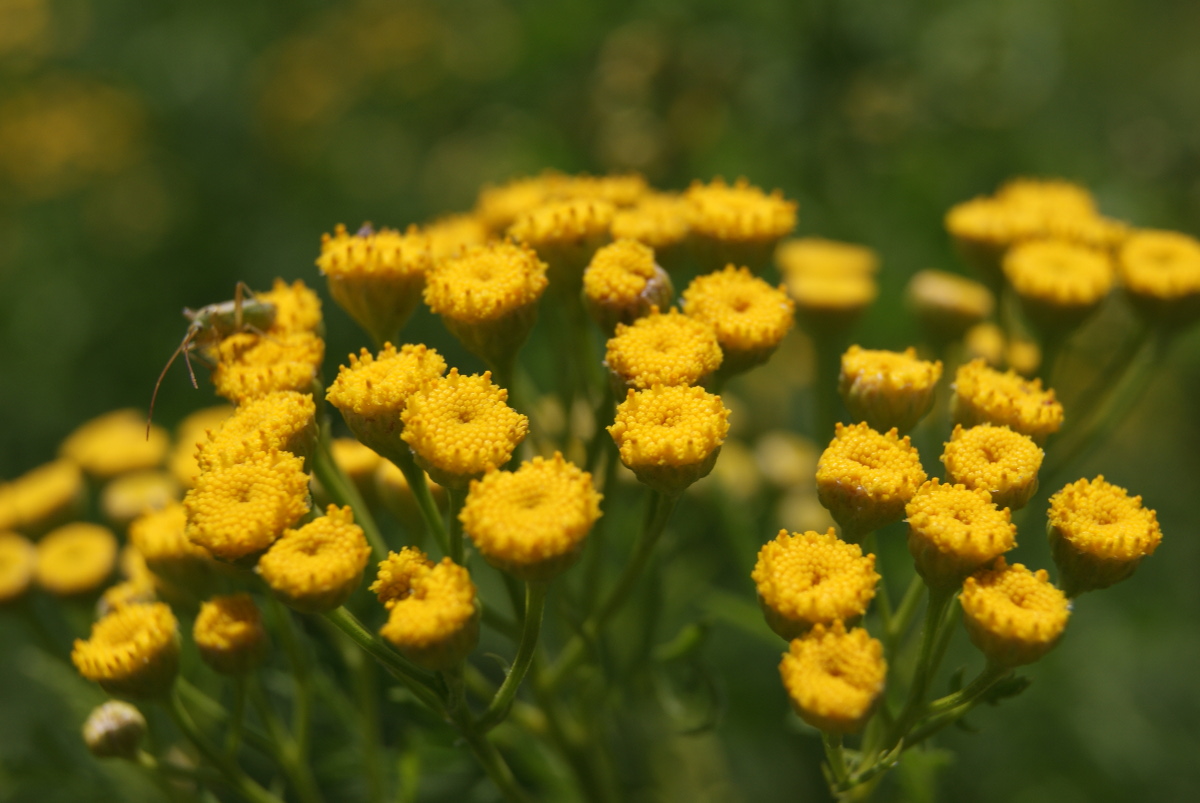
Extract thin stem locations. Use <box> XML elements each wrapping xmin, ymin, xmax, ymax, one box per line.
<box><xmin>225</xmin><ymin>676</ymin><xmax>247</xmax><ymax>757</ymax></box>
<box><xmin>822</xmin><ymin>732</ymin><xmax>850</xmax><ymax>791</ymax></box>
<box><xmin>391</xmin><ymin>455</ymin><xmax>451</xmax><ymax>557</ymax></box>
<box><xmin>457</xmin><ymin>723</ymin><xmax>533</xmax><ymax>803</ymax></box>
<box><xmin>478</xmin><ymin>581</ymin><xmax>549</xmax><ymax>732</ymax></box>
<box><xmin>889</xmin><ymin>586</ymin><xmax>952</xmax><ymax>746</ymax></box>
<box><xmin>321</xmin><ymin>607</ymin><xmax>445</xmax><ymax>713</ymax></box>
<box><xmin>176</xmin><ymin>678</ymin><xmax>275</xmax><ymax>758</ymax></box>
<box><xmin>349</xmin><ymin>651</ymin><xmax>387</xmax><ymax>803</ymax></box>
<box><xmin>264</xmin><ymin>596</ymin><xmax>313</xmax><ymax>764</ymax></box>
<box><xmin>246</xmin><ymin>677</ymin><xmax>325</xmax><ymax>803</ymax></box>
<box><xmin>885</xmin><ymin>574</ymin><xmax>926</xmax><ymax>650</ymax></box>
<box><xmin>908</xmin><ymin>662</ymin><xmax>1012</xmax><ymax>746</ymax></box>
<box><xmin>446</xmin><ymin>486</ymin><xmax>467</xmax><ymax>565</ymax></box>
<box><xmin>863</xmin><ymin>532</ymin><xmax>891</xmax><ymax>634</ymax></box>
<box><xmin>813</xmin><ymin>335</ymin><xmax>847</xmax><ymax>441</ymax></box>
<box><xmin>311</xmin><ymin>428</ymin><xmax>388</xmax><ymax>561</ymax></box>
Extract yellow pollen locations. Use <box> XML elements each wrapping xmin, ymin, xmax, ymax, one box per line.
<box><xmin>953</xmin><ymin>359</ymin><xmax>1063</xmax><ymax>442</ymax></box>
<box><xmin>1003</xmin><ymin>240</ymin><xmax>1114</xmax><ymax>308</ymax></box>
<box><xmin>775</xmin><ymin>238</ymin><xmax>879</xmax><ymax>276</ymax></box>
<box><xmin>424</xmin><ymin>241</ymin><xmax>548</xmax><ymax>324</ymax></box>
<box><xmin>1048</xmin><ymin>476</ymin><xmax>1161</xmax><ymax>562</ymax></box>
<box><xmin>605</xmin><ymin>308</ymin><xmax>723</xmax><ymax>389</ymax></box>
<box><xmin>256</xmin><ymin>278</ymin><xmax>323</xmax><ymax>335</ymax></box>
<box><xmin>681</xmin><ymin>266</ymin><xmax>795</xmax><ymax>356</ymax></box>
<box><xmin>684</xmin><ymin>177</ymin><xmax>797</xmax><ymax>243</ymax></box>
<box><xmin>584</xmin><ymin>239</ymin><xmax>660</xmax><ymax>304</ymax></box>
<box><xmin>71</xmin><ymin>602</ymin><xmax>180</xmax><ymax>698</ymax></box>
<box><xmin>608</xmin><ymin>385</ymin><xmax>730</xmax><ymax>470</ymax></box>
<box><xmin>610</xmin><ymin>193</ymin><xmax>691</xmax><ymax>250</ymax></box>
<box><xmin>326</xmin><ymin>343</ymin><xmax>447</xmax><ymax>419</ymax></box>
<box><xmin>0</xmin><ymin>458</ymin><xmax>83</xmax><ymax>534</ymax></box>
<box><xmin>257</xmin><ymin>505</ymin><xmax>371</xmax><ymax>613</ymax></box>
<box><xmin>941</xmin><ymin>424</ymin><xmax>1042</xmax><ymax>510</ymax></box>
<box><xmin>35</xmin><ymin>522</ymin><xmax>118</xmax><ymax>596</ymax></box>
<box><xmin>60</xmin><ymin>409</ymin><xmax>169</xmax><ymax>479</ymax></box>
<box><xmin>210</xmin><ymin>331</ymin><xmax>325</xmax><ymax>404</ymax></box>
<box><xmin>779</xmin><ymin>620</ymin><xmax>886</xmax><ymax>734</ymax></box>
<box><xmin>960</xmin><ymin>557</ymin><xmax>1069</xmax><ymax>667</ymax></box>
<box><xmin>0</xmin><ymin>532</ymin><xmax>37</xmax><ymax>603</ymax></box>
<box><xmin>196</xmin><ymin>391</ymin><xmax>316</xmax><ymax>471</ymax></box>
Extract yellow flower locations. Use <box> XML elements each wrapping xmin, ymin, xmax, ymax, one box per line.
<box><xmin>941</xmin><ymin>424</ymin><xmax>1042</xmax><ymax>511</ymax></box>
<box><xmin>210</xmin><ymin>331</ymin><xmax>325</xmax><ymax>404</ymax></box>
<box><xmin>905</xmin><ymin>479</ymin><xmax>1016</xmax><ymax>590</ymax></box>
<box><xmin>424</xmin><ymin>213</ymin><xmax>491</xmax><ymax>263</ymax></box>
<box><xmin>129</xmin><ymin>502</ymin><xmax>216</xmax><ymax>591</ymax></box>
<box><xmin>815</xmin><ymin>423</ymin><xmax>926</xmax><ymax>539</ymax></box>
<box><xmin>609</xmin><ymin>193</ymin><xmax>691</xmax><ymax>263</ymax></box>
<box><xmin>316</xmin><ymin>223</ymin><xmax>430</xmax><ymax>345</ymax></box>
<box><xmin>1047</xmin><ymin>476</ymin><xmax>1162</xmax><ymax>596</ymax></box>
<box><xmin>960</xmin><ymin>558</ymin><xmax>1069</xmax><ymax>667</ymax></box>
<box><xmin>400</xmin><ymin>369</ymin><xmax>529</xmax><ymax>489</ymax></box>
<box><xmin>0</xmin><ymin>458</ymin><xmax>84</xmax><ymax>536</ymax></box>
<box><xmin>193</xmin><ymin>593</ymin><xmax>268</xmax><ymax>674</ymax></box>
<box><xmin>905</xmin><ymin>269</ymin><xmax>995</xmax><ymax>343</ymax></box>
<box><xmin>508</xmin><ymin>197</ymin><xmax>616</xmax><ymax>292</ymax></box>
<box><xmin>963</xmin><ymin>322</ymin><xmax>1006</xmax><ymax>368</ymax></box>
<box><xmin>681</xmin><ymin>266</ymin><xmax>795</xmax><ymax>374</ymax></box>
<box><xmin>257</xmin><ymin>505</ymin><xmax>371</xmax><ymax>613</ymax></box>
<box><xmin>604</xmin><ymin>308</ymin><xmax>723</xmax><ymax>390</ymax></box>
<box><xmin>779</xmin><ymin>621</ymin><xmax>886</xmax><ymax>734</ymax></box>
<box><xmin>785</xmin><ymin>272</ymin><xmax>878</xmax><ymax>332</ymax></box>
<box><xmin>559</xmin><ymin>172</ymin><xmax>649</xmax><ymax>207</ymax></box>
<box><xmin>325</xmin><ymin>343</ymin><xmax>448</xmax><ymax>465</ymax></box>
<box><xmin>752</xmin><ymin>528</ymin><xmax>879</xmax><ymax>640</ymax></box>
<box><xmin>168</xmin><ymin>405</ymin><xmax>233</xmax><ymax>488</ymax></box>
<box><xmin>98</xmin><ymin>578</ymin><xmax>157</xmax><ymax>617</ymax></box>
<box><xmin>373</xmin><ymin>548</ymin><xmax>479</xmax><ymax>670</ymax></box>
<box><xmin>256</xmin><ymin>278</ymin><xmax>324</xmax><ymax>335</ymax></box>
<box><xmin>36</xmin><ymin>522</ymin><xmax>118</xmax><ymax>596</ymax></box>
<box><xmin>72</xmin><ymin>602</ymin><xmax>180</xmax><ymax>698</ymax></box>
<box><xmin>775</xmin><ymin>238</ymin><xmax>879</xmax><ymax>277</ymax></box>
<box><xmin>607</xmin><ymin>385</ymin><xmax>731</xmax><ymax>496</ymax></box>
<box><xmin>475</xmin><ymin>171</ymin><xmax>571</xmax><ymax>234</ymax></box>
<box><xmin>83</xmin><ymin>701</ymin><xmax>147</xmax><ymax>760</ymax></box>
<box><xmin>1003</xmin><ymin>240</ymin><xmax>1114</xmax><ymax>332</ymax></box>
<box><xmin>460</xmin><ymin>453</ymin><xmax>602</xmax><ymax>581</ymax></box>
<box><xmin>60</xmin><ymin>409</ymin><xmax>169</xmax><ymax>480</ymax></box>
<box><xmin>952</xmin><ymin>359</ymin><xmax>1063</xmax><ymax>443</ymax></box>
<box><xmin>685</xmin><ymin>177</ymin><xmax>797</xmax><ymax>271</ymax></box>
<box><xmin>183</xmin><ymin>449</ymin><xmax>311</xmax><ymax>562</ymax></box>
<box><xmin>424</xmin><ymin>241</ymin><xmax>548</xmax><ymax>369</ymax></box>
<box><xmin>583</xmin><ymin>239</ymin><xmax>674</xmax><ymax>334</ymax></box>
<box><xmin>0</xmin><ymin>532</ymin><xmax>37</xmax><ymax>604</ymax></box>
<box><xmin>196</xmin><ymin>391</ymin><xmax>317</xmax><ymax>471</ymax></box>
<box><xmin>838</xmin><ymin>346</ymin><xmax>943</xmax><ymax>434</ymax></box>
<box><xmin>99</xmin><ymin>470</ymin><xmax>180</xmax><ymax>530</ymax></box>
<box><xmin>1117</xmin><ymin>229</ymin><xmax>1200</xmax><ymax>326</ymax></box>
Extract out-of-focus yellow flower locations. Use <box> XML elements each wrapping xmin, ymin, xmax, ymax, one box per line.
<box><xmin>258</xmin><ymin>505</ymin><xmax>371</xmax><ymax>613</ymax></box>
<box><xmin>604</xmin><ymin>308</ymin><xmax>723</xmax><ymax>391</ymax></box>
<box><xmin>508</xmin><ymin>197</ymin><xmax>616</xmax><ymax>292</ymax></box>
<box><xmin>1047</xmin><ymin>476</ymin><xmax>1162</xmax><ymax>596</ymax></box>
<box><xmin>786</xmin><ymin>272</ymin><xmax>878</xmax><ymax>332</ymax></box>
<box><xmin>775</xmin><ymin>238</ymin><xmax>879</xmax><ymax>277</ymax></box>
<box><xmin>373</xmin><ymin>548</ymin><xmax>479</xmax><ymax>670</ymax></box>
<box><xmin>60</xmin><ymin>410</ymin><xmax>169</xmax><ymax>480</ymax></box>
<box><xmin>35</xmin><ymin>522</ymin><xmax>118</xmax><ymax>596</ymax></box>
<box><xmin>98</xmin><ymin>578</ymin><xmax>157</xmax><ymax>617</ymax></box>
<box><xmin>400</xmin><ymin>370</ymin><xmax>529</xmax><ymax>488</ymax></box>
<box><xmin>962</xmin><ymin>322</ymin><xmax>1006</xmax><ymax>367</ymax></box>
<box><xmin>460</xmin><ymin>453</ymin><xmax>602</xmax><ymax>581</ymax></box>
<box><xmin>960</xmin><ymin>557</ymin><xmax>1069</xmax><ymax>667</ymax></box>
<box><xmin>475</xmin><ymin>171</ymin><xmax>571</xmax><ymax>234</ymax></box>
<box><xmin>1003</xmin><ymin>240</ymin><xmax>1114</xmax><ymax>332</ymax></box>
<box><xmin>560</xmin><ymin>173</ymin><xmax>649</xmax><ymax>207</ymax></box>
<box><xmin>952</xmin><ymin>359</ymin><xmax>1063</xmax><ymax>443</ymax></box>
<box><xmin>196</xmin><ymin>391</ymin><xmax>317</xmax><ymax>471</ymax></box>
<box><xmin>129</xmin><ymin>502</ymin><xmax>215</xmax><ymax>591</ymax></box>
<box><xmin>607</xmin><ymin>385</ymin><xmax>731</xmax><ymax>496</ymax></box>
<box><xmin>609</xmin><ymin>193</ymin><xmax>691</xmax><ymax>268</ymax></box>
<box><xmin>83</xmin><ymin>701</ymin><xmax>147</xmax><ymax>760</ymax></box>
<box><xmin>193</xmin><ymin>593</ymin><xmax>268</xmax><ymax>674</ymax></box>
<box><xmin>183</xmin><ymin>449</ymin><xmax>311</xmax><ymax>562</ymax></box>
<box><xmin>681</xmin><ymin>266</ymin><xmax>795</xmax><ymax>374</ymax></box>
<box><xmin>1117</xmin><ymin>229</ymin><xmax>1200</xmax><ymax>327</ymax></box>
<box><xmin>752</xmin><ymin>528</ymin><xmax>879</xmax><ymax>640</ymax></box>
<box><xmin>1006</xmin><ymin>338</ymin><xmax>1042</xmax><ymax>377</ymax></box>
<box><xmin>905</xmin><ymin>479</ymin><xmax>1016</xmax><ymax>589</ymax></box>
<box><xmin>326</xmin><ymin>343</ymin><xmax>447</xmax><ymax>464</ymax></box>
<box><xmin>941</xmin><ymin>424</ymin><xmax>1042</xmax><ymax>511</ymax></box>
<box><xmin>0</xmin><ymin>532</ymin><xmax>37</xmax><ymax>604</ymax></box>
<box><xmin>755</xmin><ymin>431</ymin><xmax>821</xmax><ymax>490</ymax></box>
<box><xmin>906</xmin><ymin>269</ymin><xmax>995</xmax><ymax>344</ymax></box>
<box><xmin>375</xmin><ymin>461</ymin><xmax>445</xmax><ymax>535</ymax></box>
<box><xmin>816</xmin><ymin>423</ymin><xmax>926</xmax><ymax>539</ymax></box>
<box><xmin>0</xmin><ymin>458</ymin><xmax>84</xmax><ymax>535</ymax></box>
<box><xmin>424</xmin><ymin>213</ymin><xmax>491</xmax><ymax>263</ymax></box>
<box><xmin>256</xmin><ymin>278</ymin><xmax>324</xmax><ymax>336</ymax></box>
<box><xmin>838</xmin><ymin>346</ymin><xmax>943</xmax><ymax>434</ymax></box>
<box><xmin>583</xmin><ymin>239</ymin><xmax>674</xmax><ymax>334</ymax></box>
<box><xmin>685</xmin><ymin>177</ymin><xmax>797</xmax><ymax>272</ymax></box>
<box><xmin>779</xmin><ymin>620</ymin><xmax>886</xmax><ymax>734</ymax></box>
<box><xmin>72</xmin><ymin>602</ymin><xmax>180</xmax><ymax>699</ymax></box>
<box><xmin>168</xmin><ymin>406</ymin><xmax>233</xmax><ymax>488</ymax></box>
<box><xmin>210</xmin><ymin>331</ymin><xmax>324</xmax><ymax>404</ymax></box>
<box><xmin>424</xmin><ymin>241</ymin><xmax>548</xmax><ymax>369</ymax></box>
<box><xmin>317</xmin><ymin>223</ymin><xmax>430</xmax><ymax>345</ymax></box>
<box><xmin>323</xmin><ymin>437</ymin><xmax>382</xmax><ymax>507</ymax></box>
<box><xmin>99</xmin><ymin>470</ymin><xmax>180</xmax><ymax>530</ymax></box>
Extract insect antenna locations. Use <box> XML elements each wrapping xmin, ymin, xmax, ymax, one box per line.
<box><xmin>146</xmin><ymin>326</ymin><xmax>200</xmax><ymax>439</ymax></box>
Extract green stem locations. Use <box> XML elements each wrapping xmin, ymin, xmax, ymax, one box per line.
<box><xmin>908</xmin><ymin>662</ymin><xmax>1012</xmax><ymax>746</ymax></box>
<box><xmin>885</xmin><ymin>575</ymin><xmax>925</xmax><ymax>650</ymax></box>
<box><xmin>225</xmin><ymin>676</ymin><xmax>247</xmax><ymax>757</ymax></box>
<box><xmin>247</xmin><ymin>677</ymin><xmax>325</xmax><ymax>803</ymax></box>
<box><xmin>822</xmin><ymin>732</ymin><xmax>850</xmax><ymax>791</ymax></box>
<box><xmin>446</xmin><ymin>486</ymin><xmax>467</xmax><ymax>565</ymax></box>
<box><xmin>813</xmin><ymin>335</ymin><xmax>846</xmax><ymax>441</ymax></box>
<box><xmin>264</xmin><ymin>596</ymin><xmax>313</xmax><ymax>765</ymax></box>
<box><xmin>349</xmin><ymin>652</ymin><xmax>387</xmax><ymax>803</ymax></box>
<box><xmin>457</xmin><ymin>722</ymin><xmax>533</xmax><ymax>803</ymax></box>
<box><xmin>889</xmin><ymin>586</ymin><xmax>952</xmax><ymax>746</ymax></box>
<box><xmin>176</xmin><ymin>678</ymin><xmax>275</xmax><ymax>758</ymax></box>
<box><xmin>391</xmin><ymin>455</ymin><xmax>451</xmax><ymax>558</ymax></box>
<box><xmin>311</xmin><ymin>427</ymin><xmax>388</xmax><ymax>561</ymax></box>
<box><xmin>863</xmin><ymin>532</ymin><xmax>891</xmax><ymax>634</ymax></box>
<box><xmin>478</xmin><ymin>581</ymin><xmax>549</xmax><ymax>732</ymax></box>
<box><xmin>321</xmin><ymin>607</ymin><xmax>445</xmax><ymax>713</ymax></box>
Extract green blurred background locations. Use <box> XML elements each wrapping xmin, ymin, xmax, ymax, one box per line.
<box><xmin>2</xmin><ymin>0</ymin><xmax>1199</xmax><ymax>801</ymax></box>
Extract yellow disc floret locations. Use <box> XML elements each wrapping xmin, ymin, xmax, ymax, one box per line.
<box><xmin>508</xmin><ymin>197</ymin><xmax>616</xmax><ymax>250</ymax></box>
<box><xmin>905</xmin><ymin>479</ymin><xmax>1016</xmax><ymax>589</ymax></box>
<box><xmin>1117</xmin><ymin>229</ymin><xmax>1200</xmax><ymax>325</ymax></box>
<box><xmin>129</xmin><ymin>501</ymin><xmax>215</xmax><ymax>591</ymax></box>
<box><xmin>779</xmin><ymin>621</ymin><xmax>886</xmax><ymax>734</ymax></box>
<box><xmin>752</xmin><ymin>528</ymin><xmax>879</xmax><ymax>640</ymax></box>
<box><xmin>941</xmin><ymin>424</ymin><xmax>1042</xmax><ymax>511</ymax></box>
<box><xmin>0</xmin><ymin>532</ymin><xmax>37</xmax><ymax>604</ymax></box>
<box><xmin>72</xmin><ymin>602</ymin><xmax>180</xmax><ymax>698</ymax></box>
<box><xmin>815</xmin><ymin>423</ymin><xmax>927</xmax><ymax>539</ymax></box>
<box><xmin>609</xmin><ymin>193</ymin><xmax>691</xmax><ymax>253</ymax></box>
<box><xmin>257</xmin><ymin>278</ymin><xmax>323</xmax><ymax>335</ymax></box>
<box><xmin>959</xmin><ymin>558</ymin><xmax>1069</xmax><ymax>667</ymax></box>
<box><xmin>374</xmin><ymin>548</ymin><xmax>479</xmax><ymax>670</ymax></box>
<box><xmin>681</xmin><ymin>266</ymin><xmax>795</xmax><ymax>373</ymax></box>
<box><xmin>168</xmin><ymin>406</ymin><xmax>233</xmax><ymax>488</ymax></box>
<box><xmin>197</xmin><ymin>391</ymin><xmax>317</xmax><ymax>471</ymax></box>
<box><xmin>193</xmin><ymin>593</ymin><xmax>268</xmax><ymax>675</ymax></box>
<box><xmin>460</xmin><ymin>453</ymin><xmax>603</xmax><ymax>581</ymax></box>
<box><xmin>210</xmin><ymin>331</ymin><xmax>325</xmax><ymax>404</ymax></box>
<box><xmin>838</xmin><ymin>346</ymin><xmax>943</xmax><ymax>434</ymax></box>
<box><xmin>257</xmin><ymin>505</ymin><xmax>371</xmax><ymax>613</ymax></box>
<box><xmin>60</xmin><ymin>409</ymin><xmax>169</xmax><ymax>480</ymax></box>
<box><xmin>583</xmin><ymin>239</ymin><xmax>674</xmax><ymax>333</ymax></box>
<box><xmin>952</xmin><ymin>359</ymin><xmax>1063</xmax><ymax>443</ymax></box>
<box><xmin>685</xmin><ymin>177</ymin><xmax>796</xmax><ymax>244</ymax></box>
<box><xmin>0</xmin><ymin>458</ymin><xmax>84</xmax><ymax>535</ymax></box>
<box><xmin>35</xmin><ymin>522</ymin><xmax>118</xmax><ymax>596</ymax></box>
<box><xmin>605</xmin><ymin>308</ymin><xmax>723</xmax><ymax>390</ymax></box>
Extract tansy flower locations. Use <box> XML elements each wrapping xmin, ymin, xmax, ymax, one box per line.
<box><xmin>373</xmin><ymin>548</ymin><xmax>479</xmax><ymax>670</ymax></box>
<box><xmin>99</xmin><ymin>470</ymin><xmax>180</xmax><ymax>530</ymax></box>
<box><xmin>508</xmin><ymin>198</ymin><xmax>615</xmax><ymax>292</ymax></box>
<box><xmin>752</xmin><ymin>528</ymin><xmax>879</xmax><ymax>640</ymax></box>
<box><xmin>196</xmin><ymin>391</ymin><xmax>317</xmax><ymax>471</ymax></box>
<box><xmin>815</xmin><ymin>423</ymin><xmax>927</xmax><ymax>540</ymax></box>
<box><xmin>60</xmin><ymin>410</ymin><xmax>169</xmax><ymax>480</ymax></box>
<box><xmin>168</xmin><ymin>405</ymin><xmax>233</xmax><ymax>488</ymax></box>
<box><xmin>375</xmin><ymin>460</ymin><xmax>445</xmax><ymax>535</ymax></box>
<box><xmin>459</xmin><ymin>453</ymin><xmax>602</xmax><ymax>581</ymax></box>
<box><xmin>72</xmin><ymin>602</ymin><xmax>180</xmax><ymax>698</ymax></box>
<box><xmin>941</xmin><ymin>424</ymin><xmax>1042</xmax><ymax>510</ymax></box>
<box><xmin>256</xmin><ymin>278</ymin><xmax>323</xmax><ymax>335</ymax></box>
<box><xmin>424</xmin><ymin>241</ymin><xmax>548</xmax><ymax>370</ymax></box>
<box><xmin>779</xmin><ymin>621</ymin><xmax>886</xmax><ymax>734</ymax></box>
<box><xmin>257</xmin><ymin>505</ymin><xmax>371</xmax><ymax>613</ymax></box>
<box><xmin>609</xmin><ymin>193</ymin><xmax>691</xmax><ymax>267</ymax></box>
<box><xmin>775</xmin><ymin>238</ymin><xmax>880</xmax><ymax>277</ymax></box>
<box><xmin>210</xmin><ymin>331</ymin><xmax>325</xmax><ymax>404</ymax></box>
<box><xmin>963</xmin><ymin>322</ymin><xmax>1006</xmax><ymax>368</ymax></box>
<box><xmin>36</xmin><ymin>522</ymin><xmax>118</xmax><ymax>597</ymax></box>
<box><xmin>193</xmin><ymin>593</ymin><xmax>268</xmax><ymax>674</ymax></box>
<box><xmin>905</xmin><ymin>269</ymin><xmax>995</xmax><ymax>344</ymax></box>
<box><xmin>952</xmin><ymin>359</ymin><xmax>1063</xmax><ymax>443</ymax></box>
<box><xmin>681</xmin><ymin>266</ymin><xmax>795</xmax><ymax>375</ymax></box>
<box><xmin>583</xmin><ymin>239</ymin><xmax>674</xmax><ymax>334</ymax></box>
<box><xmin>685</xmin><ymin>177</ymin><xmax>797</xmax><ymax>272</ymax></box>
<box><xmin>129</xmin><ymin>502</ymin><xmax>216</xmax><ymax>591</ymax></box>
<box><xmin>0</xmin><ymin>458</ymin><xmax>84</xmax><ymax>535</ymax></box>
<box><xmin>316</xmin><ymin>223</ymin><xmax>430</xmax><ymax>346</ymax></box>
<box><xmin>559</xmin><ymin>172</ymin><xmax>649</xmax><ymax>207</ymax></box>
<box><xmin>475</xmin><ymin>171</ymin><xmax>571</xmax><ymax>234</ymax></box>
<box><xmin>423</xmin><ymin>213</ymin><xmax>491</xmax><ymax>263</ymax></box>
<box><xmin>401</xmin><ymin>370</ymin><xmax>529</xmax><ymax>488</ymax></box>
<box><xmin>83</xmin><ymin>701</ymin><xmax>147</xmax><ymax>760</ymax></box>
<box><xmin>0</xmin><ymin>532</ymin><xmax>37</xmax><ymax>604</ymax></box>
<box><xmin>1117</xmin><ymin>229</ymin><xmax>1200</xmax><ymax>326</ymax></box>
<box><xmin>604</xmin><ymin>308</ymin><xmax>723</xmax><ymax>391</ymax></box>
<box><xmin>1047</xmin><ymin>476</ymin><xmax>1162</xmax><ymax>597</ymax></box>
<box><xmin>960</xmin><ymin>558</ymin><xmax>1069</xmax><ymax>667</ymax></box>
<box><xmin>1003</xmin><ymin>240</ymin><xmax>1114</xmax><ymax>333</ymax></box>
<box><xmin>607</xmin><ymin>385</ymin><xmax>731</xmax><ymax>496</ymax></box>
<box><xmin>786</xmin><ymin>272</ymin><xmax>878</xmax><ymax>332</ymax></box>
<box><xmin>838</xmin><ymin>346</ymin><xmax>943</xmax><ymax>434</ymax></box>
<box><xmin>905</xmin><ymin>480</ymin><xmax>1016</xmax><ymax>590</ymax></box>
<box><xmin>98</xmin><ymin>578</ymin><xmax>157</xmax><ymax>617</ymax></box>
<box><xmin>325</xmin><ymin>343</ymin><xmax>448</xmax><ymax>465</ymax></box>
<box><xmin>183</xmin><ymin>449</ymin><xmax>311</xmax><ymax>562</ymax></box>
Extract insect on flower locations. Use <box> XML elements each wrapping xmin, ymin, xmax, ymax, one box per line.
<box><xmin>147</xmin><ymin>282</ymin><xmax>276</xmax><ymax>436</ymax></box>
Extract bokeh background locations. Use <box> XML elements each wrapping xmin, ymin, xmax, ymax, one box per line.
<box><xmin>2</xmin><ymin>0</ymin><xmax>1200</xmax><ymax>801</ymax></box>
